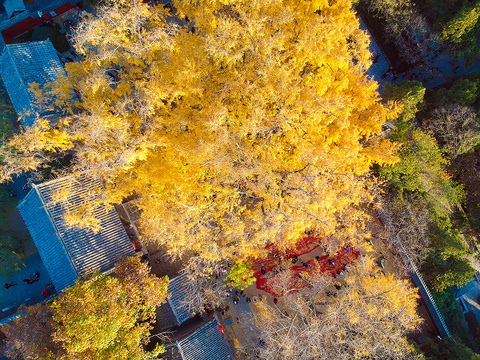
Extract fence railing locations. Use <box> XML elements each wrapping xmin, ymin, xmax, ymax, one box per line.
<box><xmin>374</xmin><ymin>194</ymin><xmax>451</xmax><ymax>338</ymax></box>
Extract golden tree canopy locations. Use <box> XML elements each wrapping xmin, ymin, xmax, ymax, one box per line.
<box><xmin>0</xmin><ymin>0</ymin><xmax>397</xmax><ymax>260</ymax></box>
<box><xmin>252</xmin><ymin>256</ymin><xmax>421</xmax><ymax>359</ymax></box>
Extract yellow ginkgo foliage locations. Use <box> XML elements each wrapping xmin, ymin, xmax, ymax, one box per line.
<box><xmin>253</xmin><ymin>256</ymin><xmax>421</xmax><ymax>359</ymax></box>
<box><xmin>0</xmin><ymin>0</ymin><xmax>399</xmax><ymax>261</ymax></box>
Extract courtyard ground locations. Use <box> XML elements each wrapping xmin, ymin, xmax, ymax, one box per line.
<box><xmin>215</xmin><ymin>206</ymin><xmax>437</xmax><ymax>358</ymax></box>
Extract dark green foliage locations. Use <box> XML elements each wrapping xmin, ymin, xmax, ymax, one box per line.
<box><xmin>423</xmin><ymin>337</ymin><xmax>480</xmax><ymax>359</ymax></box>
<box><xmin>0</xmin><ymin>186</ymin><xmax>17</xmax><ymax>223</ymax></box>
<box><xmin>441</xmin><ymin>0</ymin><xmax>480</xmax><ymax>60</ymax></box>
<box><xmin>422</xmin><ymin>226</ymin><xmax>475</xmax><ymax>293</ymax></box>
<box><xmin>84</xmin><ymin>0</ymin><xmax>106</xmax><ymax>6</ymax></box>
<box><xmin>431</xmin><ymin>227</ymin><xmax>467</xmax><ymax>260</ymax></box>
<box><xmin>11</xmin><ymin>24</ymin><xmax>70</xmax><ymax>53</ymax></box>
<box><xmin>416</xmin><ymin>0</ymin><xmax>480</xmax><ymax>60</ymax></box>
<box><xmin>442</xmin><ymin>0</ymin><xmax>480</xmax><ymax>43</ymax></box>
<box><xmin>382</xmin><ymin>80</ymin><xmax>425</xmax><ymax>141</ymax></box>
<box><xmin>431</xmin><ymin>289</ymin><xmax>475</xmax><ymax>348</ymax></box>
<box><xmin>0</xmin><ymin>235</ymin><xmax>25</xmax><ymax>277</ymax></box>
<box><xmin>32</xmin><ymin>27</ymin><xmax>55</xmax><ymax>43</ymax></box>
<box><xmin>0</xmin><ymin>81</ymin><xmax>16</xmax><ymax>141</ymax></box>
<box><xmin>465</xmin><ymin>311</ymin><xmax>480</xmax><ymax>345</ymax></box>
<box><xmin>51</xmin><ymin>24</ymin><xmax>71</xmax><ymax>53</ymax></box>
<box><xmin>0</xmin><ymin>107</ymin><xmax>15</xmax><ymax>142</ymax></box>
<box><xmin>380</xmin><ymin>129</ymin><xmax>464</xmax><ymax>229</ymax></box>
<box><xmin>425</xmin><ymin>254</ymin><xmax>475</xmax><ymax>291</ymax></box>
<box><xmin>435</xmin><ymin>79</ymin><xmax>478</xmax><ymax>107</ymax></box>
<box><xmin>40</xmin><ymin>155</ymin><xmax>73</xmax><ymax>181</ymax></box>
<box><xmin>449</xmin><ymin>79</ymin><xmax>478</xmax><ymax>107</ymax></box>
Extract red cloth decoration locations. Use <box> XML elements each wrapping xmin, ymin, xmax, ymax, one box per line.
<box><xmin>249</xmin><ymin>237</ymin><xmax>360</xmax><ymax>297</ymax></box>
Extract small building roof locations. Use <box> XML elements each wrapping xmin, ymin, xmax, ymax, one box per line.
<box><xmin>17</xmin><ymin>175</ymin><xmax>136</xmax><ymax>291</ymax></box>
<box><xmin>156</xmin><ymin>273</ymin><xmax>197</xmax><ymax>330</ymax></box>
<box><xmin>0</xmin><ymin>39</ymin><xmax>67</xmax><ymax>129</ymax></box>
<box><xmin>3</xmin><ymin>0</ymin><xmax>26</xmax><ymax>18</ymax></box>
<box><xmin>176</xmin><ymin>318</ymin><xmax>233</xmax><ymax>360</ymax></box>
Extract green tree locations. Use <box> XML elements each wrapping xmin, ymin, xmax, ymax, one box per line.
<box><xmin>431</xmin><ymin>227</ymin><xmax>467</xmax><ymax>260</ymax></box>
<box><xmin>382</xmin><ymin>80</ymin><xmax>425</xmax><ymax>141</ymax></box>
<box><xmin>442</xmin><ymin>0</ymin><xmax>480</xmax><ymax>44</ymax></box>
<box><xmin>449</xmin><ymin>79</ymin><xmax>478</xmax><ymax>107</ymax></box>
<box><xmin>423</xmin><ymin>337</ymin><xmax>480</xmax><ymax>359</ymax></box>
<box><xmin>432</xmin><ymin>288</ymin><xmax>477</xmax><ymax>349</ymax></box>
<box><xmin>426</xmin><ymin>255</ymin><xmax>475</xmax><ymax>291</ymax></box>
<box><xmin>435</xmin><ymin>79</ymin><xmax>478</xmax><ymax>107</ymax></box>
<box><xmin>380</xmin><ymin>129</ymin><xmax>464</xmax><ymax>228</ymax></box>
<box><xmin>224</xmin><ymin>261</ymin><xmax>256</xmax><ymax>290</ymax></box>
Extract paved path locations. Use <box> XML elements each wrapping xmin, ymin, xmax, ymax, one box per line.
<box><xmin>358</xmin><ymin>17</ymin><xmax>390</xmax><ymax>92</ymax></box>
<box><xmin>0</xmin><ymin>252</ymin><xmax>53</xmax><ymax>322</ymax></box>
<box><xmin>359</xmin><ymin>16</ymin><xmax>480</xmax><ymax>91</ymax></box>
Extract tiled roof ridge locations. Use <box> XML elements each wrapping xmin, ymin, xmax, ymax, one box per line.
<box><xmin>176</xmin><ymin>317</ymin><xmax>232</xmax><ymax>360</ymax></box>
<box><xmin>176</xmin><ymin>339</ymin><xmax>186</xmax><ymax>360</ymax></box>
<box><xmin>1</xmin><ymin>44</ymin><xmax>33</xmax><ymax>119</ymax></box>
<box><xmin>34</xmin><ymin>173</ymin><xmax>77</xmax><ymax>190</ymax></box>
<box><xmin>168</xmin><ymin>273</ymin><xmax>187</xmax><ymax>324</ymax></box>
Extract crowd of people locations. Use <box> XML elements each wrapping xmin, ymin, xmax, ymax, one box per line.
<box><xmin>249</xmin><ymin>238</ymin><xmax>360</xmax><ymax>297</ymax></box>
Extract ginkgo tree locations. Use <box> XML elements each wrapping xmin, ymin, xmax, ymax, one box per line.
<box><xmin>247</xmin><ymin>256</ymin><xmax>422</xmax><ymax>359</ymax></box>
<box><xmin>0</xmin><ymin>0</ymin><xmax>398</xmax><ymax>261</ymax></box>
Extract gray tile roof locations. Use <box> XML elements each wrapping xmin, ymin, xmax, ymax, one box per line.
<box><xmin>17</xmin><ymin>188</ymin><xmax>77</xmax><ymax>291</ymax></box>
<box><xmin>17</xmin><ymin>175</ymin><xmax>135</xmax><ymax>291</ymax></box>
<box><xmin>168</xmin><ymin>274</ymin><xmax>196</xmax><ymax>324</ymax></box>
<box><xmin>156</xmin><ymin>274</ymin><xmax>197</xmax><ymax>330</ymax></box>
<box><xmin>156</xmin><ymin>300</ymin><xmax>179</xmax><ymax>330</ymax></box>
<box><xmin>0</xmin><ymin>40</ymin><xmax>67</xmax><ymax>129</ymax></box>
<box><xmin>177</xmin><ymin>318</ymin><xmax>233</xmax><ymax>360</ymax></box>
